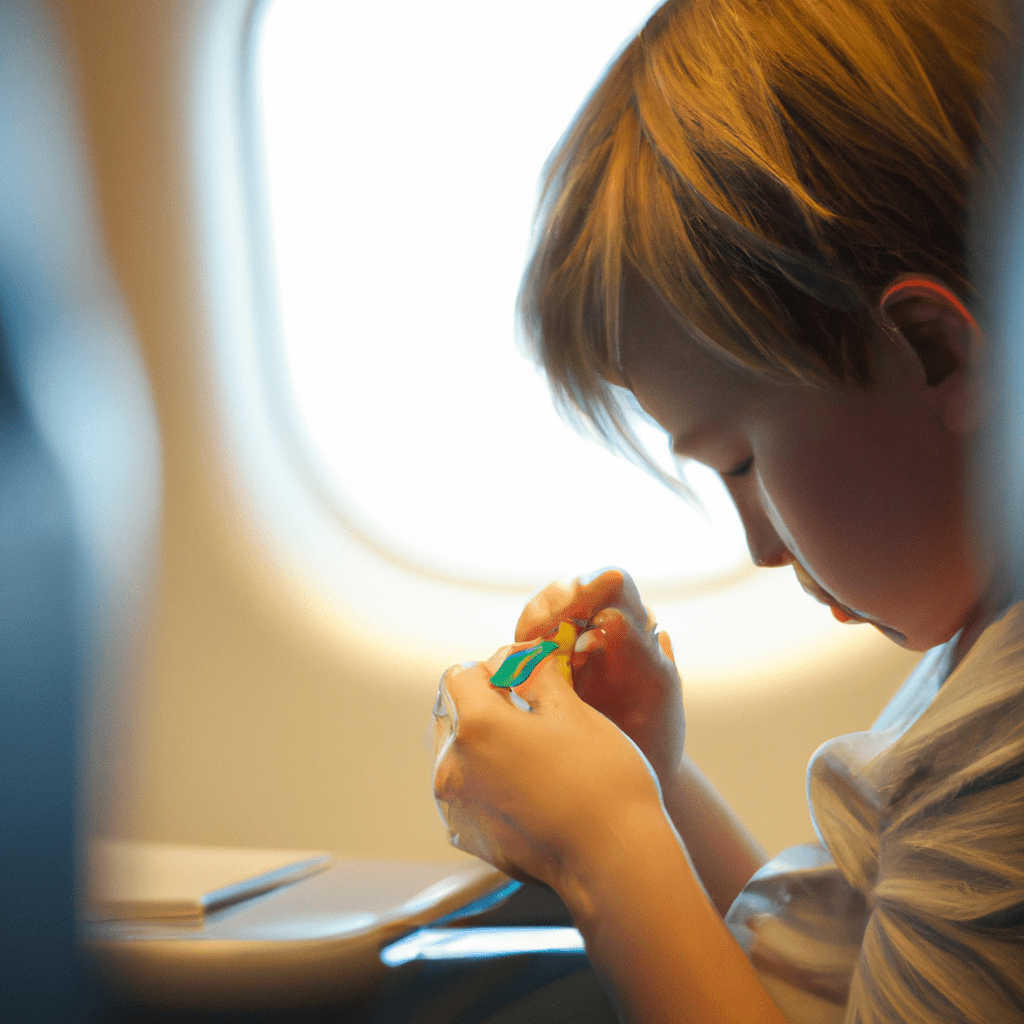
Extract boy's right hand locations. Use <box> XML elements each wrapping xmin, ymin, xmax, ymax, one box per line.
<box><xmin>516</xmin><ymin>568</ymin><xmax>684</xmax><ymax>786</ymax></box>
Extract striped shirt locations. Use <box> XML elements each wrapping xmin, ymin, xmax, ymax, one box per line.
<box><xmin>726</xmin><ymin>601</ymin><xmax>1024</xmax><ymax>1023</ymax></box>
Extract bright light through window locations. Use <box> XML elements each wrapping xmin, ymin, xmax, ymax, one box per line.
<box><xmin>255</xmin><ymin>0</ymin><xmax>749</xmax><ymax>591</ymax></box>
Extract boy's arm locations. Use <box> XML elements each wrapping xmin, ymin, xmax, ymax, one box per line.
<box><xmin>558</xmin><ymin>801</ymin><xmax>787</xmax><ymax>1024</ymax></box>
<box><xmin>516</xmin><ymin>570</ymin><xmax>766</xmax><ymax>914</ymax></box>
<box><xmin>436</xmin><ymin>657</ymin><xmax>787</xmax><ymax>1024</ymax></box>
<box><xmin>661</xmin><ymin>754</ymin><xmax>767</xmax><ymax>916</ymax></box>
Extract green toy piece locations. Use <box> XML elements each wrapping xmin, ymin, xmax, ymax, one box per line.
<box><xmin>490</xmin><ymin>640</ymin><xmax>559</xmax><ymax>688</ymax></box>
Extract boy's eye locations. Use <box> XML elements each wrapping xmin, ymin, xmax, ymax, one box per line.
<box><xmin>723</xmin><ymin>455</ymin><xmax>754</xmax><ymax>479</ymax></box>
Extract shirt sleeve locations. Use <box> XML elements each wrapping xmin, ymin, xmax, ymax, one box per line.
<box><xmin>820</xmin><ymin>603</ymin><xmax>1024</xmax><ymax>1023</ymax></box>
<box><xmin>840</xmin><ymin>665</ymin><xmax>1024</xmax><ymax>1019</ymax></box>
<box><xmin>727</xmin><ymin>603</ymin><xmax>1024</xmax><ymax>1023</ymax></box>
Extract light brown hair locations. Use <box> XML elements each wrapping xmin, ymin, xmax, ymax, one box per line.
<box><xmin>518</xmin><ymin>0</ymin><xmax>1007</xmax><ymax>466</ymax></box>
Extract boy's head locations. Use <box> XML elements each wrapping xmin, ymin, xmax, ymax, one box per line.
<box><xmin>517</xmin><ymin>0</ymin><xmax>1010</xmax><ymax>648</ymax></box>
<box><xmin>518</xmin><ymin>0</ymin><xmax>1006</xmax><ymax>455</ymax></box>
<box><xmin>618</xmin><ymin>270</ymin><xmax>988</xmax><ymax>650</ymax></box>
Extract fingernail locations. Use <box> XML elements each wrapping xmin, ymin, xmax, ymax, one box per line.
<box><xmin>659</xmin><ymin>631</ymin><xmax>675</xmax><ymax>662</ymax></box>
<box><xmin>574</xmin><ymin>631</ymin><xmax>599</xmax><ymax>654</ymax></box>
<box><xmin>509</xmin><ymin>690</ymin><xmax>532</xmax><ymax>713</ymax></box>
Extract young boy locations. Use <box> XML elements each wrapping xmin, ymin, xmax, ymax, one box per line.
<box><xmin>433</xmin><ymin>0</ymin><xmax>1022</xmax><ymax>1021</ymax></box>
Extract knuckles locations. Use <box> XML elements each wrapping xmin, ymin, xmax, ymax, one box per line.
<box><xmin>451</xmin><ymin>710</ymin><xmax>487</xmax><ymax>746</ymax></box>
<box><xmin>440</xmin><ymin>661</ymin><xmax>474</xmax><ymax>686</ymax></box>
<box><xmin>433</xmin><ymin>758</ymin><xmax>458</xmax><ymax>802</ymax></box>
<box><xmin>517</xmin><ymin>567</ymin><xmax>636</xmax><ymax>641</ymax></box>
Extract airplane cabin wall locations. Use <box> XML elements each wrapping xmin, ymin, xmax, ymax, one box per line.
<box><xmin>55</xmin><ymin>0</ymin><xmax>921</xmax><ymax>865</ymax></box>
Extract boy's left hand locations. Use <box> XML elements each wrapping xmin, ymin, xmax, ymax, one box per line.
<box><xmin>515</xmin><ymin>568</ymin><xmax>684</xmax><ymax>786</ymax></box>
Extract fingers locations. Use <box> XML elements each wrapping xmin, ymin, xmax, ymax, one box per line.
<box><xmin>585</xmin><ymin>603</ymin><xmax>653</xmax><ymax>656</ymax></box>
<box><xmin>515</xmin><ymin>567</ymin><xmax>644</xmax><ymax>642</ymax></box>
<box><xmin>658</xmin><ymin>630</ymin><xmax>676</xmax><ymax>664</ymax></box>
<box><xmin>443</xmin><ymin>648</ymin><xmax>573</xmax><ymax>717</ymax></box>
<box><xmin>504</xmin><ymin>653</ymin><xmax>575</xmax><ymax>710</ymax></box>
<box><xmin>435</xmin><ymin>660</ymin><xmax>498</xmax><ymax>740</ymax></box>
<box><xmin>432</xmin><ymin>653</ymin><xmax>580</xmax><ymax>869</ymax></box>
<box><xmin>643</xmin><ymin>604</ymin><xmax>658</xmax><ymax>634</ymax></box>
<box><xmin>568</xmin><ymin>607</ymin><xmax>679</xmax><ymax>706</ymax></box>
<box><xmin>594</xmin><ymin>609</ymin><xmax>673</xmax><ymax>661</ymax></box>
<box><xmin>432</xmin><ymin>649</ymin><xmax>559</xmax><ymax>765</ymax></box>
<box><xmin>433</xmin><ymin>664</ymin><xmax>468</xmax><ymax>769</ymax></box>
<box><xmin>433</xmin><ymin>654</ymin><xmax>583</xmax><ymax>790</ymax></box>
<box><xmin>515</xmin><ymin>578</ymin><xmax>579</xmax><ymax>642</ymax></box>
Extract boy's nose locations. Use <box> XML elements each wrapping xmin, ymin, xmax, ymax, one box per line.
<box><xmin>741</xmin><ymin>510</ymin><xmax>794</xmax><ymax>568</ymax></box>
<box><xmin>725</xmin><ymin>477</ymin><xmax>795</xmax><ymax>569</ymax></box>
<box><xmin>749</xmin><ymin>533</ymin><xmax>794</xmax><ymax>568</ymax></box>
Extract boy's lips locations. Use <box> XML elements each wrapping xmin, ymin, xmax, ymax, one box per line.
<box><xmin>790</xmin><ymin>564</ymin><xmax>908</xmax><ymax>645</ymax></box>
<box><xmin>791</xmin><ymin>564</ymin><xmax>863</xmax><ymax>623</ymax></box>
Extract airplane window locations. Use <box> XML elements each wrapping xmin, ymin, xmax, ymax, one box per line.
<box><xmin>253</xmin><ymin>0</ymin><xmax>750</xmax><ymax>594</ymax></box>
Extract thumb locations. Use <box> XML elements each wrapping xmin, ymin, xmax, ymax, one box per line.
<box><xmin>511</xmin><ymin>652</ymin><xmax>576</xmax><ymax>711</ymax></box>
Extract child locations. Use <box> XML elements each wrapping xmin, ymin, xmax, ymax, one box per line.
<box><xmin>432</xmin><ymin>0</ymin><xmax>1023</xmax><ymax>1021</ymax></box>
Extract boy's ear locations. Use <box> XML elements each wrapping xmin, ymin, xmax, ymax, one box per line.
<box><xmin>879</xmin><ymin>275</ymin><xmax>983</xmax><ymax>434</ymax></box>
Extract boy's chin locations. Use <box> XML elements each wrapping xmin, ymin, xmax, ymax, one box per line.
<box><xmin>869</xmin><ymin>621</ymin><xmax>911</xmax><ymax>648</ymax></box>
<box><xmin>828</xmin><ymin>604</ymin><xmax>913</xmax><ymax>649</ymax></box>
<box><xmin>887</xmin><ymin>613</ymin><xmax>976</xmax><ymax>652</ymax></box>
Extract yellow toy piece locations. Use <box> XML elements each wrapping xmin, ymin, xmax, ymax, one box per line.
<box><xmin>550</xmin><ymin>621</ymin><xmax>577</xmax><ymax>687</ymax></box>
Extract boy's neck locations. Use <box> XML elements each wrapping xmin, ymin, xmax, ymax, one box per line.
<box><xmin>950</xmin><ymin>569</ymin><xmax>1016</xmax><ymax>671</ymax></box>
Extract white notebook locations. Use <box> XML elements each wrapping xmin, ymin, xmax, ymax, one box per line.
<box><xmin>86</xmin><ymin>840</ymin><xmax>333</xmax><ymax>923</ymax></box>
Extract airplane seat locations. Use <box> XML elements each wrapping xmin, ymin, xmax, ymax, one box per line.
<box><xmin>975</xmin><ymin>25</ymin><xmax>1024</xmax><ymax>593</ymax></box>
<box><xmin>0</xmin><ymin>292</ymin><xmax>97</xmax><ymax>1017</ymax></box>
<box><xmin>0</xmin><ymin>0</ymin><xmax>159</xmax><ymax>1017</ymax></box>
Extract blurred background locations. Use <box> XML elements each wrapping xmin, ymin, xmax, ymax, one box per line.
<box><xmin>43</xmin><ymin>0</ymin><xmax>1024</xmax><ymax>1014</ymax></box>
<box><xmin>58</xmin><ymin>0</ymin><xmax>920</xmax><ymax>870</ymax></box>
<box><xmin>5</xmin><ymin>7</ymin><xmax>958</xmax><ymax>1016</ymax></box>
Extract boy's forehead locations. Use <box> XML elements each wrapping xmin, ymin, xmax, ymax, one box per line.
<box><xmin>619</xmin><ymin>274</ymin><xmax>756</xmax><ymax>381</ymax></box>
<box><xmin>619</xmin><ymin>285</ymin><xmax>753</xmax><ymax>389</ymax></box>
<box><xmin>618</xmin><ymin>293</ymin><xmax>766</xmax><ymax>449</ymax></box>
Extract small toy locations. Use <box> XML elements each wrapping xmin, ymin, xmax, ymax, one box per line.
<box><xmin>490</xmin><ymin>622</ymin><xmax>578</xmax><ymax>689</ymax></box>
<box><xmin>549</xmin><ymin>621</ymin><xmax>578</xmax><ymax>686</ymax></box>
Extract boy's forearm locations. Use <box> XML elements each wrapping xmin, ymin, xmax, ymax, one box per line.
<box><xmin>660</xmin><ymin>754</ymin><xmax>767</xmax><ymax>916</ymax></box>
<box><xmin>557</xmin><ymin>804</ymin><xmax>786</xmax><ymax>1024</ymax></box>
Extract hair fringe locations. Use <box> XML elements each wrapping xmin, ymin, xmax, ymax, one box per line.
<box><xmin>518</xmin><ymin>0</ymin><xmax>1009</xmax><ymax>479</ymax></box>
